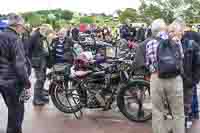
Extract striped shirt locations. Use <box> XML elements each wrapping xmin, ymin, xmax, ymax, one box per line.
<box><xmin>55</xmin><ymin>40</ymin><xmax>65</xmax><ymax>63</ymax></box>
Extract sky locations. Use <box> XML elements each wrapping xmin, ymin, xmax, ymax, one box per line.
<box><xmin>0</xmin><ymin>0</ymin><xmax>140</xmax><ymax>14</ymax></box>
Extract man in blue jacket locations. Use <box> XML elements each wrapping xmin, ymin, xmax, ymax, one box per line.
<box><xmin>29</xmin><ymin>25</ymin><xmax>53</xmax><ymax>106</ymax></box>
<box><xmin>0</xmin><ymin>13</ymin><xmax>31</xmax><ymax>133</ymax></box>
<box><xmin>182</xmin><ymin>29</ymin><xmax>200</xmax><ymax>128</ymax></box>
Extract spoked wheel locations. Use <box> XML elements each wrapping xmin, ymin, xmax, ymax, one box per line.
<box><xmin>50</xmin><ymin>80</ymin><xmax>82</xmax><ymax>114</ymax></box>
<box><xmin>117</xmin><ymin>80</ymin><xmax>151</xmax><ymax>122</ymax></box>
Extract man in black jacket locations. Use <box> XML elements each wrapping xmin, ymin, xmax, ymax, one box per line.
<box><xmin>29</xmin><ymin>24</ymin><xmax>53</xmax><ymax>106</ymax></box>
<box><xmin>0</xmin><ymin>13</ymin><xmax>31</xmax><ymax>133</ymax></box>
<box><xmin>182</xmin><ymin>35</ymin><xmax>200</xmax><ymax>128</ymax></box>
<box><xmin>71</xmin><ymin>26</ymin><xmax>79</xmax><ymax>41</ymax></box>
<box><xmin>181</xmin><ymin>27</ymin><xmax>200</xmax><ymax>124</ymax></box>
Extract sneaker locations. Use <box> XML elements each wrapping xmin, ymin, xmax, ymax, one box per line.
<box><xmin>186</xmin><ymin>121</ymin><xmax>193</xmax><ymax>129</ymax></box>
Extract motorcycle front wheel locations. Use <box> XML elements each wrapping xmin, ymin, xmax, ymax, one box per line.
<box><xmin>50</xmin><ymin>80</ymin><xmax>82</xmax><ymax>113</ymax></box>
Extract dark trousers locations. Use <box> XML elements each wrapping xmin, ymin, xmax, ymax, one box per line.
<box><xmin>33</xmin><ymin>66</ymin><xmax>47</xmax><ymax>100</ymax></box>
<box><xmin>184</xmin><ymin>83</ymin><xmax>199</xmax><ymax>120</ymax></box>
<box><xmin>0</xmin><ymin>86</ymin><xmax>24</xmax><ymax>133</ymax></box>
<box><xmin>184</xmin><ymin>86</ymin><xmax>193</xmax><ymax>119</ymax></box>
<box><xmin>191</xmin><ymin>84</ymin><xmax>199</xmax><ymax>119</ymax></box>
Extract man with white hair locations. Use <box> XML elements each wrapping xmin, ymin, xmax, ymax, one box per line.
<box><xmin>51</xmin><ymin>28</ymin><xmax>74</xmax><ymax>64</ymax></box>
<box><xmin>146</xmin><ymin>19</ymin><xmax>185</xmax><ymax>133</ymax></box>
<box><xmin>0</xmin><ymin>13</ymin><xmax>31</xmax><ymax>133</ymax></box>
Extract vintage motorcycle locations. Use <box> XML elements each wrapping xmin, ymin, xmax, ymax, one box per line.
<box><xmin>48</xmin><ymin>56</ymin><xmax>151</xmax><ymax>122</ymax></box>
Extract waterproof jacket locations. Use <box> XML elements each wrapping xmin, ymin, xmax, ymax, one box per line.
<box><xmin>0</xmin><ymin>27</ymin><xmax>29</xmax><ymax>88</ymax></box>
<box><xmin>29</xmin><ymin>29</ymin><xmax>48</xmax><ymax>58</ymax></box>
<box><xmin>29</xmin><ymin>29</ymin><xmax>49</xmax><ymax>68</ymax></box>
<box><xmin>182</xmin><ymin>39</ymin><xmax>200</xmax><ymax>88</ymax></box>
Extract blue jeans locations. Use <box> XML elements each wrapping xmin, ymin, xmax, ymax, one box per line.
<box><xmin>191</xmin><ymin>84</ymin><xmax>199</xmax><ymax>119</ymax></box>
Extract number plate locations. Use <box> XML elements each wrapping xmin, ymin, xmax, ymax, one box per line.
<box><xmin>54</xmin><ymin>75</ymin><xmax>65</xmax><ymax>81</ymax></box>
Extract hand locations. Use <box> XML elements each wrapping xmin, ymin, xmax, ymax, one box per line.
<box><xmin>19</xmin><ymin>89</ymin><xmax>31</xmax><ymax>103</ymax></box>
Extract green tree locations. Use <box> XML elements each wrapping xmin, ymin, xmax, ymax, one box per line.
<box><xmin>61</xmin><ymin>10</ymin><xmax>73</xmax><ymax>20</ymax></box>
<box><xmin>139</xmin><ymin>1</ymin><xmax>163</xmax><ymax>24</ymax></box>
<box><xmin>139</xmin><ymin>0</ymin><xmax>174</xmax><ymax>23</ymax></box>
<box><xmin>119</xmin><ymin>8</ymin><xmax>138</xmax><ymax>23</ymax></box>
<box><xmin>144</xmin><ymin>0</ymin><xmax>200</xmax><ymax>23</ymax></box>
<box><xmin>22</xmin><ymin>13</ymin><xmax>42</xmax><ymax>27</ymax></box>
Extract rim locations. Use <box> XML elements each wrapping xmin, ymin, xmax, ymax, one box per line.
<box><xmin>54</xmin><ymin>81</ymin><xmax>80</xmax><ymax>110</ymax></box>
<box><xmin>123</xmin><ymin>85</ymin><xmax>151</xmax><ymax>121</ymax></box>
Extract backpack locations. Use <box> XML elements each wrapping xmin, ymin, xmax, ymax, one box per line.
<box><xmin>157</xmin><ymin>39</ymin><xmax>183</xmax><ymax>78</ymax></box>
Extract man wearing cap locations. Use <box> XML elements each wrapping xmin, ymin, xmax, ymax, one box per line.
<box><xmin>0</xmin><ymin>13</ymin><xmax>31</xmax><ymax>133</ymax></box>
<box><xmin>29</xmin><ymin>24</ymin><xmax>53</xmax><ymax>106</ymax></box>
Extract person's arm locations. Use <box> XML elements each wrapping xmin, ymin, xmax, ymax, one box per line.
<box><xmin>13</xmin><ymin>39</ymin><xmax>30</xmax><ymax>89</ymax></box>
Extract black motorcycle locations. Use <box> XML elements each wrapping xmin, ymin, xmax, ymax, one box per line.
<box><xmin>48</xmin><ymin>58</ymin><xmax>151</xmax><ymax>122</ymax></box>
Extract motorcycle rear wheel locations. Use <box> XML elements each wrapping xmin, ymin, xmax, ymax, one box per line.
<box><xmin>117</xmin><ymin>79</ymin><xmax>151</xmax><ymax>122</ymax></box>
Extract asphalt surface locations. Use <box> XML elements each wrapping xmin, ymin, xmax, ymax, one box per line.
<box><xmin>1</xmin><ymin>96</ymin><xmax>200</xmax><ymax>133</ymax></box>
<box><xmin>0</xmin><ymin>96</ymin><xmax>152</xmax><ymax>133</ymax></box>
<box><xmin>0</xmin><ymin>70</ymin><xmax>200</xmax><ymax>133</ymax></box>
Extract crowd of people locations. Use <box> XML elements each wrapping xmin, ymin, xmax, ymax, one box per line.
<box><xmin>62</xmin><ymin>23</ymin><xmax>152</xmax><ymax>45</ymax></box>
<box><xmin>0</xmin><ymin>13</ymin><xmax>200</xmax><ymax>133</ymax></box>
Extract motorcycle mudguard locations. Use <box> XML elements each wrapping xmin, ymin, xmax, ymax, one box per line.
<box><xmin>126</xmin><ymin>79</ymin><xmax>150</xmax><ymax>88</ymax></box>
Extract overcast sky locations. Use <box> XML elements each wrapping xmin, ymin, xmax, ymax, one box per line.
<box><xmin>0</xmin><ymin>0</ymin><xmax>140</xmax><ymax>14</ymax></box>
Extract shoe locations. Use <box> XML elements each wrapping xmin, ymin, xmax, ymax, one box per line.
<box><xmin>33</xmin><ymin>96</ymin><xmax>49</xmax><ymax>106</ymax></box>
<box><xmin>33</xmin><ymin>99</ymin><xmax>47</xmax><ymax>106</ymax></box>
<box><xmin>186</xmin><ymin>121</ymin><xmax>193</xmax><ymax>129</ymax></box>
<box><xmin>185</xmin><ymin>116</ymin><xmax>193</xmax><ymax>129</ymax></box>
